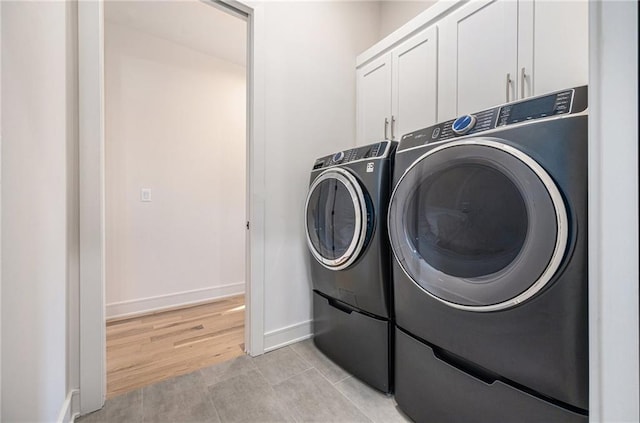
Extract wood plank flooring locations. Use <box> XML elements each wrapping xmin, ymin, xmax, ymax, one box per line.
<box><xmin>106</xmin><ymin>295</ymin><xmax>245</xmax><ymax>398</ymax></box>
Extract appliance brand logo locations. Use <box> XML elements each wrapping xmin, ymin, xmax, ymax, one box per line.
<box><xmin>366</xmin><ymin>162</ymin><xmax>374</xmax><ymax>173</ymax></box>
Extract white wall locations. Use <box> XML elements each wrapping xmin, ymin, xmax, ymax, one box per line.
<box><xmin>105</xmin><ymin>21</ymin><xmax>246</xmax><ymax>318</ymax></box>
<box><xmin>588</xmin><ymin>1</ymin><xmax>639</xmax><ymax>421</ymax></box>
<box><xmin>1</xmin><ymin>2</ymin><xmax>71</xmax><ymax>421</ymax></box>
<box><xmin>105</xmin><ymin>1</ymin><xmax>246</xmax><ymax>67</ymax></box>
<box><xmin>378</xmin><ymin>1</ymin><xmax>436</xmax><ymax>40</ymax></box>
<box><xmin>260</xmin><ymin>1</ymin><xmax>380</xmax><ymax>349</ymax></box>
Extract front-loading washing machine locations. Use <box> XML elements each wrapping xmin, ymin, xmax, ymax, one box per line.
<box><xmin>388</xmin><ymin>87</ymin><xmax>589</xmax><ymax>422</ymax></box>
<box><xmin>305</xmin><ymin>140</ymin><xmax>396</xmax><ymax>393</ymax></box>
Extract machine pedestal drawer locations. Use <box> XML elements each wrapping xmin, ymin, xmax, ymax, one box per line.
<box><xmin>395</xmin><ymin>329</ymin><xmax>587</xmax><ymax>423</ymax></box>
<box><xmin>313</xmin><ymin>291</ymin><xmax>391</xmax><ymax>393</ymax></box>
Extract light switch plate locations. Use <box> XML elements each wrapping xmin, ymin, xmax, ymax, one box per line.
<box><xmin>141</xmin><ymin>188</ymin><xmax>152</xmax><ymax>202</ymax></box>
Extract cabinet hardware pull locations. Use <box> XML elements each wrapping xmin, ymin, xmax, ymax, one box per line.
<box><xmin>384</xmin><ymin>117</ymin><xmax>389</xmax><ymax>140</ymax></box>
<box><xmin>391</xmin><ymin>115</ymin><xmax>396</xmax><ymax>140</ymax></box>
<box><xmin>520</xmin><ymin>67</ymin><xmax>527</xmax><ymax>98</ymax></box>
<box><xmin>506</xmin><ymin>73</ymin><xmax>512</xmax><ymax>102</ymax></box>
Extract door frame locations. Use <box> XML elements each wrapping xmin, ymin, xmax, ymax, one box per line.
<box><xmin>587</xmin><ymin>1</ymin><xmax>639</xmax><ymax>421</ymax></box>
<box><xmin>77</xmin><ymin>0</ymin><xmax>265</xmax><ymax>413</ymax></box>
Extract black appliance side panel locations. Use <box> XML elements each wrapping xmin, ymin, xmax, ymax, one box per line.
<box><xmin>313</xmin><ymin>291</ymin><xmax>391</xmax><ymax>393</ymax></box>
<box><xmin>395</xmin><ymin>330</ymin><xmax>588</xmax><ymax>423</ymax></box>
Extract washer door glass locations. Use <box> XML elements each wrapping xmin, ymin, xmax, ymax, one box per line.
<box><xmin>305</xmin><ymin>168</ymin><xmax>368</xmax><ymax>270</ymax></box>
<box><xmin>388</xmin><ymin>139</ymin><xmax>568</xmax><ymax>311</ymax></box>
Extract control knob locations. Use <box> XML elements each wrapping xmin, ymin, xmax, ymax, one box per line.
<box><xmin>332</xmin><ymin>151</ymin><xmax>345</xmax><ymax>163</ymax></box>
<box><xmin>452</xmin><ymin>114</ymin><xmax>477</xmax><ymax>135</ymax></box>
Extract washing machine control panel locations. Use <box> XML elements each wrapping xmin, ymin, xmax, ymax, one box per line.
<box><xmin>312</xmin><ymin>141</ymin><xmax>395</xmax><ymax>170</ymax></box>
<box><xmin>497</xmin><ymin>90</ymin><xmax>573</xmax><ymax>127</ymax></box>
<box><xmin>399</xmin><ymin>85</ymin><xmax>587</xmax><ymax>152</ymax></box>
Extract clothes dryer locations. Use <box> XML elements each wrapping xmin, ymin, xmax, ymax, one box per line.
<box><xmin>388</xmin><ymin>87</ymin><xmax>589</xmax><ymax>422</ymax></box>
<box><xmin>305</xmin><ymin>141</ymin><xmax>396</xmax><ymax>393</ymax></box>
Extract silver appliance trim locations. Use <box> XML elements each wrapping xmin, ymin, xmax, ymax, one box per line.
<box><xmin>305</xmin><ymin>167</ymin><xmax>368</xmax><ymax>271</ymax></box>
<box><xmin>388</xmin><ymin>138</ymin><xmax>569</xmax><ymax>312</ymax></box>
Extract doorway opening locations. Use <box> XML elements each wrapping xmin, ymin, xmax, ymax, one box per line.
<box><xmin>102</xmin><ymin>0</ymin><xmax>248</xmax><ymax>398</ymax></box>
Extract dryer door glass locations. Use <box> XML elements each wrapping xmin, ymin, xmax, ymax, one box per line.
<box><xmin>405</xmin><ymin>163</ymin><xmax>528</xmax><ymax>278</ymax></box>
<box><xmin>388</xmin><ymin>139</ymin><xmax>568</xmax><ymax>311</ymax></box>
<box><xmin>305</xmin><ymin>168</ymin><xmax>368</xmax><ymax>270</ymax></box>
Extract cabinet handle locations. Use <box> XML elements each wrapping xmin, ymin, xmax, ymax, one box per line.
<box><xmin>506</xmin><ymin>73</ymin><xmax>512</xmax><ymax>102</ymax></box>
<box><xmin>520</xmin><ymin>67</ymin><xmax>527</xmax><ymax>98</ymax></box>
<box><xmin>384</xmin><ymin>117</ymin><xmax>389</xmax><ymax>140</ymax></box>
<box><xmin>391</xmin><ymin>115</ymin><xmax>396</xmax><ymax>140</ymax></box>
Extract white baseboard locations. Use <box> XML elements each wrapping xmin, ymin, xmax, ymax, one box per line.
<box><xmin>57</xmin><ymin>389</ymin><xmax>80</xmax><ymax>423</ymax></box>
<box><xmin>264</xmin><ymin>319</ymin><xmax>313</xmax><ymax>352</ymax></box>
<box><xmin>106</xmin><ymin>282</ymin><xmax>245</xmax><ymax>319</ymax></box>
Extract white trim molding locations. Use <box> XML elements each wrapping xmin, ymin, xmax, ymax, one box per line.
<box><xmin>243</xmin><ymin>0</ymin><xmax>266</xmax><ymax>357</ymax></box>
<box><xmin>0</xmin><ymin>2</ymin><xmax>3</xmax><ymax>416</ymax></box>
<box><xmin>588</xmin><ymin>1</ymin><xmax>639</xmax><ymax>422</ymax></box>
<box><xmin>56</xmin><ymin>390</ymin><xmax>80</xmax><ymax>423</ymax></box>
<box><xmin>264</xmin><ymin>320</ymin><xmax>313</xmax><ymax>353</ymax></box>
<box><xmin>106</xmin><ymin>283</ymin><xmax>245</xmax><ymax>319</ymax></box>
<box><xmin>78</xmin><ymin>0</ymin><xmax>106</xmax><ymax>415</ymax></box>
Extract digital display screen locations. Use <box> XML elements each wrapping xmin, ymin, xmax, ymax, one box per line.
<box><xmin>506</xmin><ymin>94</ymin><xmax>558</xmax><ymax>123</ymax></box>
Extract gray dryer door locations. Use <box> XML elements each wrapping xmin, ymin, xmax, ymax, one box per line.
<box><xmin>388</xmin><ymin>138</ymin><xmax>568</xmax><ymax>312</ymax></box>
<box><xmin>305</xmin><ymin>168</ymin><xmax>369</xmax><ymax>270</ymax></box>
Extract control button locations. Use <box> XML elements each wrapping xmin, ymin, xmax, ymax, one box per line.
<box><xmin>432</xmin><ymin>127</ymin><xmax>441</xmax><ymax>139</ymax></box>
<box><xmin>452</xmin><ymin>114</ymin><xmax>477</xmax><ymax>135</ymax></box>
<box><xmin>332</xmin><ymin>151</ymin><xmax>345</xmax><ymax>163</ymax></box>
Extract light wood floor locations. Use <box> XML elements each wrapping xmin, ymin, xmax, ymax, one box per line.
<box><xmin>106</xmin><ymin>295</ymin><xmax>245</xmax><ymax>398</ymax></box>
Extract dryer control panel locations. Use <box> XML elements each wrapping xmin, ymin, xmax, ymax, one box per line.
<box><xmin>312</xmin><ymin>141</ymin><xmax>396</xmax><ymax>170</ymax></box>
<box><xmin>399</xmin><ymin>85</ymin><xmax>588</xmax><ymax>152</ymax></box>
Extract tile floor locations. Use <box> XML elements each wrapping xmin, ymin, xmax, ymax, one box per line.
<box><xmin>78</xmin><ymin>338</ymin><xmax>412</xmax><ymax>423</ymax></box>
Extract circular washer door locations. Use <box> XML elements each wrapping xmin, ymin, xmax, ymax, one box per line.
<box><xmin>305</xmin><ymin>167</ymin><xmax>369</xmax><ymax>270</ymax></box>
<box><xmin>388</xmin><ymin>138</ymin><xmax>568</xmax><ymax>312</ymax></box>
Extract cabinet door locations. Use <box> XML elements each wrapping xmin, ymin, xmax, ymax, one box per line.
<box><xmin>518</xmin><ymin>0</ymin><xmax>588</xmax><ymax>98</ymax></box>
<box><xmin>439</xmin><ymin>0</ymin><xmax>518</xmax><ymax>117</ymax></box>
<box><xmin>356</xmin><ymin>53</ymin><xmax>392</xmax><ymax>146</ymax></box>
<box><xmin>391</xmin><ymin>26</ymin><xmax>438</xmax><ymax>140</ymax></box>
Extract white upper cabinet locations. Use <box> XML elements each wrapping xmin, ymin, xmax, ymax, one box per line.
<box><xmin>356</xmin><ymin>0</ymin><xmax>588</xmax><ymax>136</ymax></box>
<box><xmin>523</xmin><ymin>0</ymin><xmax>589</xmax><ymax>97</ymax></box>
<box><xmin>357</xmin><ymin>26</ymin><xmax>438</xmax><ymax>146</ymax></box>
<box><xmin>392</xmin><ymin>26</ymin><xmax>438</xmax><ymax>142</ymax></box>
<box><xmin>357</xmin><ymin>53</ymin><xmax>392</xmax><ymax>146</ymax></box>
<box><xmin>438</xmin><ymin>0</ymin><xmax>588</xmax><ymax>120</ymax></box>
<box><xmin>439</xmin><ymin>0</ymin><xmax>518</xmax><ymax>118</ymax></box>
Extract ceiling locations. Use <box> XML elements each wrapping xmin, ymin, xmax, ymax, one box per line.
<box><xmin>105</xmin><ymin>0</ymin><xmax>247</xmax><ymax>67</ymax></box>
